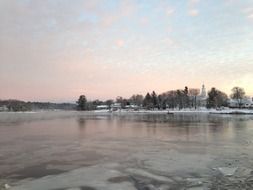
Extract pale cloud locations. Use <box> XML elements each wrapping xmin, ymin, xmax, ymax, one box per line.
<box><xmin>241</xmin><ymin>7</ymin><xmax>253</xmax><ymax>20</ymax></box>
<box><xmin>243</xmin><ymin>7</ymin><xmax>253</xmax><ymax>14</ymax></box>
<box><xmin>166</xmin><ymin>7</ymin><xmax>175</xmax><ymax>16</ymax></box>
<box><xmin>162</xmin><ymin>38</ymin><xmax>176</xmax><ymax>47</ymax></box>
<box><xmin>189</xmin><ymin>0</ymin><xmax>200</xmax><ymax>5</ymax></box>
<box><xmin>189</xmin><ymin>9</ymin><xmax>199</xmax><ymax>16</ymax></box>
<box><xmin>100</xmin><ymin>0</ymin><xmax>137</xmax><ymax>27</ymax></box>
<box><xmin>248</xmin><ymin>13</ymin><xmax>253</xmax><ymax>19</ymax></box>
<box><xmin>101</xmin><ymin>15</ymin><xmax>119</xmax><ymax>27</ymax></box>
<box><xmin>224</xmin><ymin>0</ymin><xmax>241</xmax><ymax>5</ymax></box>
<box><xmin>120</xmin><ymin>0</ymin><xmax>136</xmax><ymax>17</ymax></box>
<box><xmin>115</xmin><ymin>39</ymin><xmax>125</xmax><ymax>48</ymax></box>
<box><xmin>140</xmin><ymin>17</ymin><xmax>149</xmax><ymax>26</ymax></box>
<box><xmin>188</xmin><ymin>0</ymin><xmax>200</xmax><ymax>17</ymax></box>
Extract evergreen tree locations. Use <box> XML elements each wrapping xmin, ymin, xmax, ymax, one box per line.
<box><xmin>158</xmin><ymin>95</ymin><xmax>167</xmax><ymax>110</ymax></box>
<box><xmin>176</xmin><ymin>90</ymin><xmax>183</xmax><ymax>109</ymax></box>
<box><xmin>151</xmin><ymin>91</ymin><xmax>158</xmax><ymax>109</ymax></box>
<box><xmin>143</xmin><ymin>93</ymin><xmax>153</xmax><ymax>109</ymax></box>
<box><xmin>207</xmin><ymin>88</ymin><xmax>228</xmax><ymax>108</ymax></box>
<box><xmin>77</xmin><ymin>95</ymin><xmax>87</xmax><ymax>110</ymax></box>
<box><xmin>183</xmin><ymin>86</ymin><xmax>189</xmax><ymax>108</ymax></box>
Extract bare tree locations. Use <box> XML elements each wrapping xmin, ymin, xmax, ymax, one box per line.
<box><xmin>230</xmin><ymin>87</ymin><xmax>245</xmax><ymax>108</ymax></box>
<box><xmin>129</xmin><ymin>94</ymin><xmax>143</xmax><ymax>106</ymax></box>
<box><xmin>188</xmin><ymin>88</ymin><xmax>200</xmax><ymax>109</ymax></box>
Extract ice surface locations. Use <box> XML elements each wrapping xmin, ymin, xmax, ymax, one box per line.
<box><xmin>218</xmin><ymin>167</ymin><xmax>238</xmax><ymax>176</ymax></box>
<box><xmin>9</xmin><ymin>164</ymin><xmax>136</xmax><ymax>190</ymax></box>
<box><xmin>1</xmin><ymin>111</ymin><xmax>253</xmax><ymax>190</ymax></box>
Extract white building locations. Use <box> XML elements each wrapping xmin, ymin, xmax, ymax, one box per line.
<box><xmin>125</xmin><ymin>104</ymin><xmax>140</xmax><ymax>110</ymax></box>
<box><xmin>110</xmin><ymin>103</ymin><xmax>121</xmax><ymax>111</ymax></box>
<box><xmin>0</xmin><ymin>105</ymin><xmax>8</xmax><ymax>112</ymax></box>
<box><xmin>197</xmin><ymin>84</ymin><xmax>208</xmax><ymax>107</ymax></box>
<box><xmin>96</xmin><ymin>105</ymin><xmax>109</xmax><ymax>110</ymax></box>
<box><xmin>228</xmin><ymin>97</ymin><xmax>253</xmax><ymax>108</ymax></box>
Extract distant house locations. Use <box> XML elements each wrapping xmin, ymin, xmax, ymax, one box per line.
<box><xmin>125</xmin><ymin>104</ymin><xmax>140</xmax><ymax>111</ymax></box>
<box><xmin>96</xmin><ymin>105</ymin><xmax>109</xmax><ymax>110</ymax></box>
<box><xmin>0</xmin><ymin>105</ymin><xmax>8</xmax><ymax>112</ymax></box>
<box><xmin>228</xmin><ymin>99</ymin><xmax>238</xmax><ymax>108</ymax></box>
<box><xmin>110</xmin><ymin>103</ymin><xmax>121</xmax><ymax>111</ymax></box>
<box><xmin>242</xmin><ymin>98</ymin><xmax>253</xmax><ymax>108</ymax></box>
<box><xmin>228</xmin><ymin>98</ymin><xmax>253</xmax><ymax>108</ymax></box>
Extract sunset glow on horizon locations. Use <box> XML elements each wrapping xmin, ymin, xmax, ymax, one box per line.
<box><xmin>1</xmin><ymin>0</ymin><xmax>253</xmax><ymax>102</ymax></box>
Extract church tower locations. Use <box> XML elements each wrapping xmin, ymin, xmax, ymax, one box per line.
<box><xmin>200</xmin><ymin>84</ymin><xmax>207</xmax><ymax>97</ymax></box>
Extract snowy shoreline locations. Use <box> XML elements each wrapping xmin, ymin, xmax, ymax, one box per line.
<box><xmin>93</xmin><ymin>109</ymin><xmax>253</xmax><ymax>115</ymax></box>
<box><xmin>1</xmin><ymin>109</ymin><xmax>253</xmax><ymax>115</ymax></box>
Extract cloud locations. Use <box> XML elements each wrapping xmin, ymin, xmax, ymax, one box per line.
<box><xmin>243</xmin><ymin>7</ymin><xmax>253</xmax><ymax>14</ymax></box>
<box><xmin>162</xmin><ymin>37</ymin><xmax>176</xmax><ymax>47</ymax></box>
<box><xmin>140</xmin><ymin>17</ymin><xmax>149</xmax><ymax>26</ymax></box>
<box><xmin>120</xmin><ymin>0</ymin><xmax>136</xmax><ymax>17</ymax></box>
<box><xmin>188</xmin><ymin>0</ymin><xmax>200</xmax><ymax>17</ymax></box>
<box><xmin>242</xmin><ymin>7</ymin><xmax>253</xmax><ymax>20</ymax></box>
<box><xmin>101</xmin><ymin>15</ymin><xmax>119</xmax><ymax>27</ymax></box>
<box><xmin>189</xmin><ymin>9</ymin><xmax>199</xmax><ymax>16</ymax></box>
<box><xmin>115</xmin><ymin>39</ymin><xmax>125</xmax><ymax>48</ymax></box>
<box><xmin>166</xmin><ymin>7</ymin><xmax>175</xmax><ymax>16</ymax></box>
<box><xmin>248</xmin><ymin>13</ymin><xmax>253</xmax><ymax>19</ymax></box>
<box><xmin>100</xmin><ymin>0</ymin><xmax>137</xmax><ymax>27</ymax></box>
<box><xmin>189</xmin><ymin>0</ymin><xmax>200</xmax><ymax>5</ymax></box>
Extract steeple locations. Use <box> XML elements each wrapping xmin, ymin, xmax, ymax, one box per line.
<box><xmin>200</xmin><ymin>84</ymin><xmax>206</xmax><ymax>97</ymax></box>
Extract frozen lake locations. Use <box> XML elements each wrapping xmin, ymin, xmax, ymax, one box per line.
<box><xmin>0</xmin><ymin>111</ymin><xmax>253</xmax><ymax>190</ymax></box>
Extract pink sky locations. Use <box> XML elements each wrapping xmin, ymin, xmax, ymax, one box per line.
<box><xmin>1</xmin><ymin>0</ymin><xmax>253</xmax><ymax>102</ymax></box>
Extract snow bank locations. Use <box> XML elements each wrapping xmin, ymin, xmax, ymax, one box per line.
<box><xmin>210</xmin><ymin>109</ymin><xmax>253</xmax><ymax>115</ymax></box>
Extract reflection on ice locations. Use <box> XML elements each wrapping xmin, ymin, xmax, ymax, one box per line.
<box><xmin>0</xmin><ymin>112</ymin><xmax>253</xmax><ymax>189</ymax></box>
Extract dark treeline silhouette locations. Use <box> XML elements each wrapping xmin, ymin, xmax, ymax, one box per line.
<box><xmin>0</xmin><ymin>100</ymin><xmax>76</xmax><ymax>112</ymax></box>
<box><xmin>76</xmin><ymin>86</ymin><xmax>249</xmax><ymax>111</ymax></box>
<box><xmin>0</xmin><ymin>86</ymin><xmax>249</xmax><ymax>112</ymax></box>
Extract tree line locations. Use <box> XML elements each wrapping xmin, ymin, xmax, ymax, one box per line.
<box><xmin>0</xmin><ymin>86</ymin><xmax>247</xmax><ymax>112</ymax></box>
<box><xmin>0</xmin><ymin>100</ymin><xmax>76</xmax><ymax>112</ymax></box>
<box><xmin>77</xmin><ymin>86</ymin><xmax>248</xmax><ymax>110</ymax></box>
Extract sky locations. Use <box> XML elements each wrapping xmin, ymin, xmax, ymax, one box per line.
<box><xmin>0</xmin><ymin>0</ymin><xmax>253</xmax><ymax>102</ymax></box>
